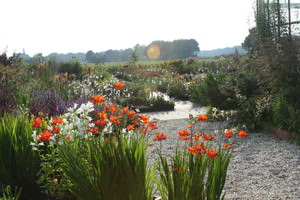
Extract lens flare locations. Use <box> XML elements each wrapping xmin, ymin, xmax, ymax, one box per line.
<box><xmin>147</xmin><ymin>44</ymin><xmax>160</xmax><ymax>59</ymax></box>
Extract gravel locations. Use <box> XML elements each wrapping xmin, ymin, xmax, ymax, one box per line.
<box><xmin>147</xmin><ymin>118</ymin><xmax>300</xmax><ymax>200</ymax></box>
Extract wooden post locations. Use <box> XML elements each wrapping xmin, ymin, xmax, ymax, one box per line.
<box><xmin>288</xmin><ymin>0</ymin><xmax>291</xmax><ymax>36</ymax></box>
<box><xmin>277</xmin><ymin>0</ymin><xmax>281</xmax><ymax>39</ymax></box>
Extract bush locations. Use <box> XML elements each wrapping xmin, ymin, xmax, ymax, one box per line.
<box><xmin>272</xmin><ymin>97</ymin><xmax>300</xmax><ymax>133</ymax></box>
<box><xmin>190</xmin><ymin>73</ymin><xmax>236</xmax><ymax>110</ymax></box>
<box><xmin>58</xmin><ymin>60</ymin><xmax>83</xmax><ymax>77</ymax></box>
<box><xmin>235</xmin><ymin>71</ymin><xmax>259</xmax><ymax>98</ymax></box>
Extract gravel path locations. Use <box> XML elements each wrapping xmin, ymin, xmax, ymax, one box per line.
<box><xmin>146</xmin><ymin>118</ymin><xmax>300</xmax><ymax>200</ymax></box>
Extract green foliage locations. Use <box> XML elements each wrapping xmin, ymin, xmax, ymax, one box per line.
<box><xmin>170</xmin><ymin>60</ymin><xmax>199</xmax><ymax>74</ymax></box>
<box><xmin>235</xmin><ymin>71</ymin><xmax>258</xmax><ymax>97</ymax></box>
<box><xmin>53</xmin><ymin>136</ymin><xmax>155</xmax><ymax>200</ymax></box>
<box><xmin>149</xmin><ymin>39</ymin><xmax>199</xmax><ymax>60</ymax></box>
<box><xmin>191</xmin><ymin>73</ymin><xmax>236</xmax><ymax>110</ymax></box>
<box><xmin>157</xmin><ymin>147</ymin><xmax>231</xmax><ymax>200</ymax></box>
<box><xmin>0</xmin><ymin>185</ymin><xmax>22</xmax><ymax>200</ymax></box>
<box><xmin>0</xmin><ymin>114</ymin><xmax>42</xmax><ymax>199</ymax></box>
<box><xmin>58</xmin><ymin>60</ymin><xmax>83</xmax><ymax>77</ymax></box>
<box><xmin>272</xmin><ymin>97</ymin><xmax>300</xmax><ymax>133</ymax></box>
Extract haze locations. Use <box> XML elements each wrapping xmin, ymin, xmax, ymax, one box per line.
<box><xmin>1</xmin><ymin>0</ymin><xmax>255</xmax><ymax>56</ymax></box>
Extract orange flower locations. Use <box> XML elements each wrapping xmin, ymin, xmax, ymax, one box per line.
<box><xmin>110</xmin><ymin>105</ymin><xmax>119</xmax><ymax>114</ymax></box>
<box><xmin>188</xmin><ymin>143</ymin><xmax>206</xmax><ymax>155</ymax></box>
<box><xmin>66</xmin><ymin>136</ymin><xmax>71</xmax><ymax>141</ymax></box>
<box><xmin>224</xmin><ymin>143</ymin><xmax>235</xmax><ymax>148</ymax></box>
<box><xmin>139</xmin><ymin>127</ymin><xmax>149</xmax><ymax>133</ymax></box>
<box><xmin>180</xmin><ymin>136</ymin><xmax>191</xmax><ymax>141</ymax></box>
<box><xmin>126</xmin><ymin>125</ymin><xmax>135</xmax><ymax>131</ymax></box>
<box><xmin>87</xmin><ymin>127</ymin><xmax>99</xmax><ymax>134</ymax></box>
<box><xmin>224</xmin><ymin>129</ymin><xmax>234</xmax><ymax>138</ymax></box>
<box><xmin>109</xmin><ymin>115</ymin><xmax>121</xmax><ymax>124</ymax></box>
<box><xmin>32</xmin><ymin>117</ymin><xmax>43</xmax><ymax>128</ymax></box>
<box><xmin>52</xmin><ymin>117</ymin><xmax>63</xmax><ymax>125</ymax></box>
<box><xmin>197</xmin><ymin>114</ymin><xmax>208</xmax><ymax>122</ymax></box>
<box><xmin>202</xmin><ymin>133</ymin><xmax>215</xmax><ymax>141</ymax></box>
<box><xmin>38</xmin><ymin>130</ymin><xmax>52</xmax><ymax>142</ymax></box>
<box><xmin>122</xmin><ymin>107</ymin><xmax>129</xmax><ymax>115</ymax></box>
<box><xmin>238</xmin><ymin>130</ymin><xmax>249</xmax><ymax>138</ymax></box>
<box><xmin>113</xmin><ymin>82</ymin><xmax>125</xmax><ymax>90</ymax></box>
<box><xmin>206</xmin><ymin>149</ymin><xmax>218</xmax><ymax>159</ymax></box>
<box><xmin>103</xmin><ymin>105</ymin><xmax>111</xmax><ymax>112</ymax></box>
<box><xmin>153</xmin><ymin>132</ymin><xmax>168</xmax><ymax>141</ymax></box>
<box><xmin>149</xmin><ymin>122</ymin><xmax>158</xmax><ymax>130</ymax></box>
<box><xmin>51</xmin><ymin>126</ymin><xmax>60</xmax><ymax>134</ymax></box>
<box><xmin>188</xmin><ymin>125</ymin><xmax>193</xmax><ymax>129</ymax></box>
<box><xmin>94</xmin><ymin>119</ymin><xmax>107</xmax><ymax>127</ymax></box>
<box><xmin>194</xmin><ymin>132</ymin><xmax>203</xmax><ymax>141</ymax></box>
<box><xmin>138</xmin><ymin>114</ymin><xmax>149</xmax><ymax>126</ymax></box>
<box><xmin>90</xmin><ymin>95</ymin><xmax>105</xmax><ymax>105</ymax></box>
<box><xmin>98</xmin><ymin>111</ymin><xmax>108</xmax><ymax>120</ymax></box>
<box><xmin>127</xmin><ymin>110</ymin><xmax>135</xmax><ymax>120</ymax></box>
<box><xmin>178</xmin><ymin>129</ymin><xmax>190</xmax><ymax>137</ymax></box>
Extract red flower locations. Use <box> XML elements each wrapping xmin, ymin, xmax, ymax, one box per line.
<box><xmin>32</xmin><ymin>117</ymin><xmax>42</xmax><ymax>128</ymax></box>
<box><xmin>202</xmin><ymin>133</ymin><xmax>215</xmax><ymax>141</ymax></box>
<box><xmin>88</xmin><ymin>66</ymin><xmax>91</xmax><ymax>73</ymax></box>
<box><xmin>98</xmin><ymin>111</ymin><xmax>108</xmax><ymax>120</ymax></box>
<box><xmin>188</xmin><ymin>143</ymin><xmax>206</xmax><ymax>155</ymax></box>
<box><xmin>138</xmin><ymin>114</ymin><xmax>150</xmax><ymax>126</ymax></box>
<box><xmin>127</xmin><ymin>110</ymin><xmax>135</xmax><ymax>120</ymax></box>
<box><xmin>122</xmin><ymin>107</ymin><xmax>129</xmax><ymax>115</ymax></box>
<box><xmin>94</xmin><ymin>119</ymin><xmax>107</xmax><ymax>127</ymax></box>
<box><xmin>206</xmin><ymin>149</ymin><xmax>218</xmax><ymax>159</ymax></box>
<box><xmin>110</xmin><ymin>105</ymin><xmax>119</xmax><ymax>114</ymax></box>
<box><xmin>238</xmin><ymin>130</ymin><xmax>249</xmax><ymax>138</ymax></box>
<box><xmin>224</xmin><ymin>143</ymin><xmax>235</xmax><ymax>148</ymax></box>
<box><xmin>153</xmin><ymin>132</ymin><xmax>168</xmax><ymax>141</ymax></box>
<box><xmin>87</xmin><ymin>127</ymin><xmax>99</xmax><ymax>134</ymax></box>
<box><xmin>38</xmin><ymin>130</ymin><xmax>52</xmax><ymax>142</ymax></box>
<box><xmin>51</xmin><ymin>126</ymin><xmax>60</xmax><ymax>134</ymax></box>
<box><xmin>139</xmin><ymin>127</ymin><xmax>149</xmax><ymax>133</ymax></box>
<box><xmin>52</xmin><ymin>117</ymin><xmax>63</xmax><ymax>125</ymax></box>
<box><xmin>109</xmin><ymin>115</ymin><xmax>121</xmax><ymax>124</ymax></box>
<box><xmin>197</xmin><ymin>114</ymin><xmax>208</xmax><ymax>122</ymax></box>
<box><xmin>90</xmin><ymin>95</ymin><xmax>105</xmax><ymax>105</ymax></box>
<box><xmin>224</xmin><ymin>129</ymin><xmax>234</xmax><ymax>138</ymax></box>
<box><xmin>113</xmin><ymin>82</ymin><xmax>125</xmax><ymax>90</ymax></box>
<box><xmin>126</xmin><ymin>125</ymin><xmax>135</xmax><ymax>131</ymax></box>
<box><xmin>149</xmin><ymin>122</ymin><xmax>158</xmax><ymax>130</ymax></box>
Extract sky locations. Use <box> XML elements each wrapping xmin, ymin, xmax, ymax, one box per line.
<box><xmin>1</xmin><ymin>0</ymin><xmax>256</xmax><ymax>56</ymax></box>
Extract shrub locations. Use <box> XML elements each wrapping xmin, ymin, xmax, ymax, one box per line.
<box><xmin>272</xmin><ymin>97</ymin><xmax>300</xmax><ymax>133</ymax></box>
<box><xmin>235</xmin><ymin>71</ymin><xmax>259</xmax><ymax>98</ymax></box>
<box><xmin>191</xmin><ymin>73</ymin><xmax>236</xmax><ymax>110</ymax></box>
<box><xmin>58</xmin><ymin>60</ymin><xmax>83</xmax><ymax>77</ymax></box>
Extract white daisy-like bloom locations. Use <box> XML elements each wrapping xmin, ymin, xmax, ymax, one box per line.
<box><xmin>32</xmin><ymin>130</ymin><xmax>37</xmax><ymax>138</ymax></box>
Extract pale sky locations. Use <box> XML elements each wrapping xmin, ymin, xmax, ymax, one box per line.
<box><xmin>1</xmin><ymin>0</ymin><xmax>255</xmax><ymax>56</ymax></box>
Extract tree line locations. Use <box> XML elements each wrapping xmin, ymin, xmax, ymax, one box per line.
<box><xmin>17</xmin><ymin>39</ymin><xmax>199</xmax><ymax>63</ymax></box>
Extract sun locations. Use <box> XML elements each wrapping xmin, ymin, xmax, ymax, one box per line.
<box><xmin>147</xmin><ymin>44</ymin><xmax>160</xmax><ymax>60</ymax></box>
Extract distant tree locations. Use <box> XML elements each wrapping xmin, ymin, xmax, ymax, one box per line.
<box><xmin>242</xmin><ymin>27</ymin><xmax>259</xmax><ymax>52</ymax></box>
<box><xmin>148</xmin><ymin>39</ymin><xmax>199</xmax><ymax>60</ymax></box>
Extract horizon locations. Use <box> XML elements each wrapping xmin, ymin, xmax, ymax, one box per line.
<box><xmin>1</xmin><ymin>0</ymin><xmax>255</xmax><ymax>57</ymax></box>
<box><xmin>14</xmin><ymin>43</ymin><xmax>246</xmax><ymax>57</ymax></box>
